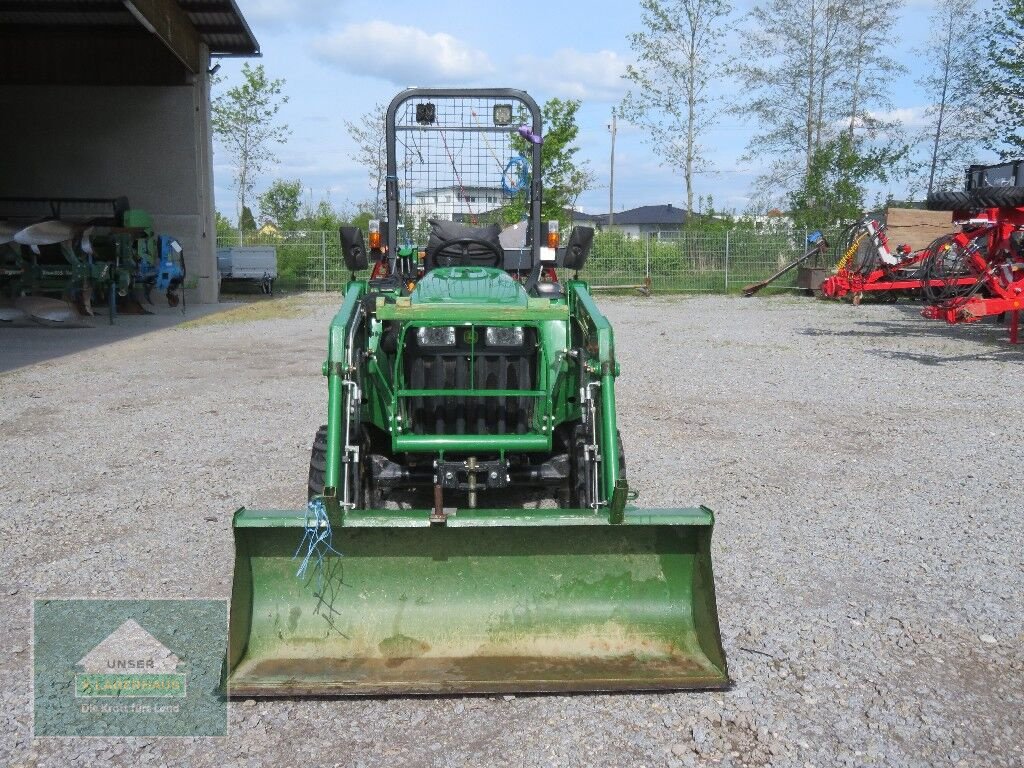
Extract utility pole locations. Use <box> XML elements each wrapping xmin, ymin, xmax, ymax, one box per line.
<box><xmin>608</xmin><ymin>107</ymin><xmax>617</xmax><ymax>226</ymax></box>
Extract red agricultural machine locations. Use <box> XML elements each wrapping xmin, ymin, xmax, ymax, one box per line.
<box><xmin>820</xmin><ymin>217</ymin><xmax>979</xmax><ymax>304</ymax></box>
<box><xmin>921</xmin><ymin>160</ymin><xmax>1024</xmax><ymax>342</ymax></box>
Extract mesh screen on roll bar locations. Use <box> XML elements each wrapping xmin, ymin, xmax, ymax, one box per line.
<box><xmin>392</xmin><ymin>95</ymin><xmax>533</xmax><ymax>244</ymax></box>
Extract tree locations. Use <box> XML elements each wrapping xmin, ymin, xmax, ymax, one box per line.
<box><xmin>297</xmin><ymin>198</ymin><xmax>343</xmax><ymax>232</ymax></box>
<box><xmin>622</xmin><ymin>0</ymin><xmax>732</xmax><ymax>215</ymax></box>
<box><xmin>212</xmin><ymin>63</ymin><xmax>291</xmax><ymax>230</ymax></box>
<box><xmin>787</xmin><ymin>133</ymin><xmax>904</xmax><ymax>229</ymax></box>
<box><xmin>689</xmin><ymin>194</ymin><xmax>738</xmax><ymax>230</ymax></box>
<box><xmin>258</xmin><ymin>178</ymin><xmax>303</xmax><ymax>228</ymax></box>
<box><xmin>505</xmin><ymin>98</ymin><xmax>591</xmax><ymax>229</ymax></box>
<box><xmin>915</xmin><ymin>0</ymin><xmax>981</xmax><ymax>196</ymax></box>
<box><xmin>215</xmin><ymin>210</ymin><xmax>236</xmax><ymax>238</ymax></box>
<box><xmin>840</xmin><ymin>0</ymin><xmax>906</xmax><ymax>138</ymax></box>
<box><xmin>980</xmin><ymin>0</ymin><xmax>1024</xmax><ymax>158</ymax></box>
<box><xmin>239</xmin><ymin>205</ymin><xmax>257</xmax><ymax>232</ymax></box>
<box><xmin>346</xmin><ymin>103</ymin><xmax>389</xmax><ymax>218</ymax></box>
<box><xmin>734</xmin><ymin>0</ymin><xmax>905</xmax><ymax>193</ymax></box>
<box><xmin>566</xmin><ymin>165</ymin><xmax>599</xmax><ymax>224</ymax></box>
<box><xmin>346</xmin><ymin>203</ymin><xmax>377</xmax><ymax>234</ymax></box>
<box><xmin>344</xmin><ymin>104</ymin><xmax>388</xmax><ymax>218</ymax></box>
<box><xmin>734</xmin><ymin>0</ymin><xmax>846</xmax><ymax>186</ymax></box>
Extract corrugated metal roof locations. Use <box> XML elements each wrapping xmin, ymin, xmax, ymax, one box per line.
<box><xmin>0</xmin><ymin>0</ymin><xmax>259</xmax><ymax>56</ymax></box>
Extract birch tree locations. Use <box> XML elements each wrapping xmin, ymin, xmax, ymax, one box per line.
<box><xmin>344</xmin><ymin>103</ymin><xmax>388</xmax><ymax>218</ymax></box>
<box><xmin>733</xmin><ymin>0</ymin><xmax>847</xmax><ymax>186</ymax></box>
<box><xmin>841</xmin><ymin>0</ymin><xmax>906</xmax><ymax>138</ymax></box>
<box><xmin>621</xmin><ymin>0</ymin><xmax>733</xmax><ymax>214</ymax></box>
<box><xmin>734</xmin><ymin>0</ymin><xmax>907</xmax><ymax>195</ymax></box>
<box><xmin>981</xmin><ymin>0</ymin><xmax>1024</xmax><ymax>158</ymax></box>
<box><xmin>212</xmin><ymin>63</ymin><xmax>291</xmax><ymax>229</ymax></box>
<box><xmin>916</xmin><ymin>0</ymin><xmax>980</xmax><ymax>195</ymax></box>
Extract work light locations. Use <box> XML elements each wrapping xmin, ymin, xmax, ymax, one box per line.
<box><xmin>416</xmin><ymin>326</ymin><xmax>456</xmax><ymax>346</ymax></box>
<box><xmin>485</xmin><ymin>326</ymin><xmax>524</xmax><ymax>347</ymax></box>
<box><xmin>493</xmin><ymin>104</ymin><xmax>513</xmax><ymax>126</ymax></box>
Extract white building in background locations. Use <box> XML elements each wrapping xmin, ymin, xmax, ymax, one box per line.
<box><xmin>406</xmin><ymin>185</ymin><xmax>506</xmax><ymax>220</ymax></box>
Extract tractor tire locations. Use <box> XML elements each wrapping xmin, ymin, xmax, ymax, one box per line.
<box><xmin>974</xmin><ymin>186</ymin><xmax>1024</xmax><ymax>209</ymax></box>
<box><xmin>568</xmin><ymin>424</ymin><xmax>589</xmax><ymax>508</ymax></box>
<box><xmin>307</xmin><ymin>424</ymin><xmax>366</xmax><ymax>507</ymax></box>
<box><xmin>308</xmin><ymin>424</ymin><xmax>328</xmax><ymax>501</ymax></box>
<box><xmin>569</xmin><ymin>425</ymin><xmax>626</xmax><ymax>509</ymax></box>
<box><xmin>926</xmin><ymin>190</ymin><xmax>974</xmax><ymax>210</ymax></box>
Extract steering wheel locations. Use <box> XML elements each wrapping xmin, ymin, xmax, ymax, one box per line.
<box><xmin>431</xmin><ymin>237</ymin><xmax>503</xmax><ymax>268</ymax></box>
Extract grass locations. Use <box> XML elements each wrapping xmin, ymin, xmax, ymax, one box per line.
<box><xmin>179</xmin><ymin>295</ymin><xmax>310</xmax><ymax>328</ymax></box>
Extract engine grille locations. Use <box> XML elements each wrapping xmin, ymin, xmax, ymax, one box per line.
<box><xmin>403</xmin><ymin>331</ymin><xmax>538</xmax><ymax>436</ymax></box>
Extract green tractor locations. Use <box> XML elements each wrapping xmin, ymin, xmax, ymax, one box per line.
<box><xmin>226</xmin><ymin>88</ymin><xmax>728</xmax><ymax>695</ymax></box>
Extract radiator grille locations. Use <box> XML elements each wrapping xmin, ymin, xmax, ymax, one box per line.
<box><xmin>403</xmin><ymin>334</ymin><xmax>538</xmax><ymax>436</ymax></box>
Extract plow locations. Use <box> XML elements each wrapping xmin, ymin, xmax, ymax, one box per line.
<box><xmin>225</xmin><ymin>88</ymin><xmax>729</xmax><ymax>696</ymax></box>
<box><xmin>0</xmin><ymin>197</ymin><xmax>185</xmax><ymax>325</ymax></box>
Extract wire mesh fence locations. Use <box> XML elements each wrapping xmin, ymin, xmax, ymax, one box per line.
<box><xmin>217</xmin><ymin>228</ymin><xmax>841</xmax><ymax>295</ymax></box>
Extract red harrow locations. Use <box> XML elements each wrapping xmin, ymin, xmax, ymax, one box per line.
<box><xmin>921</xmin><ymin>161</ymin><xmax>1024</xmax><ymax>343</ymax></box>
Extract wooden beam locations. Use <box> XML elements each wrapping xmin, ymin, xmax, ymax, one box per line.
<box><xmin>122</xmin><ymin>0</ymin><xmax>202</xmax><ymax>73</ymax></box>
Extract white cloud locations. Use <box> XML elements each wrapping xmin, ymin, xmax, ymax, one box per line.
<box><xmin>516</xmin><ymin>49</ymin><xmax>630</xmax><ymax>102</ymax></box>
<box><xmin>866</xmin><ymin>106</ymin><xmax>931</xmax><ymax>129</ymax></box>
<box><xmin>311</xmin><ymin>21</ymin><xmax>493</xmax><ymax>84</ymax></box>
<box><xmin>238</xmin><ymin>0</ymin><xmax>337</xmax><ymax>26</ymax></box>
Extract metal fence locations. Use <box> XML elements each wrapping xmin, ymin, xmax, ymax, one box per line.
<box><xmin>217</xmin><ymin>229</ymin><xmax>840</xmax><ymax>294</ymax></box>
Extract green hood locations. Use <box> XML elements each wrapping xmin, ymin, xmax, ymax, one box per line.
<box><xmin>411</xmin><ymin>267</ymin><xmax>528</xmax><ymax>306</ymax></box>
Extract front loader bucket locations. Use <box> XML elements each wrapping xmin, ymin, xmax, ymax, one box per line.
<box><xmin>226</xmin><ymin>507</ymin><xmax>729</xmax><ymax>696</ymax></box>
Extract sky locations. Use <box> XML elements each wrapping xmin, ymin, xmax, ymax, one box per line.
<box><xmin>213</xmin><ymin>0</ymin><xmax>993</xmax><ymax>223</ymax></box>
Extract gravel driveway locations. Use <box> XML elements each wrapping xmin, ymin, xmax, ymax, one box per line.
<box><xmin>2</xmin><ymin>294</ymin><xmax>1021</xmax><ymax>767</ymax></box>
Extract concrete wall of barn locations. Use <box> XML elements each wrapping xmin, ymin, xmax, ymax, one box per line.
<box><xmin>0</xmin><ymin>62</ymin><xmax>218</xmax><ymax>303</ymax></box>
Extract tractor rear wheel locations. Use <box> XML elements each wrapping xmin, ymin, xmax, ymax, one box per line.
<box><xmin>975</xmin><ymin>186</ymin><xmax>1024</xmax><ymax>209</ymax></box>
<box><xmin>928</xmin><ymin>187</ymin><xmax>1024</xmax><ymax>210</ymax></box>
<box><xmin>926</xmin><ymin>190</ymin><xmax>974</xmax><ymax>210</ymax></box>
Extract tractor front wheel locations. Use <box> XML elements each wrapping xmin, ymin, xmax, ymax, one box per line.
<box><xmin>307</xmin><ymin>424</ymin><xmax>368</xmax><ymax>507</ymax></box>
<box><xmin>569</xmin><ymin>424</ymin><xmax>626</xmax><ymax>509</ymax></box>
<box><xmin>308</xmin><ymin>425</ymin><xmax>328</xmax><ymax>501</ymax></box>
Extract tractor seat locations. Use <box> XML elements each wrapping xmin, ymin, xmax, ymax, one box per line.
<box><xmin>425</xmin><ymin>219</ymin><xmax>503</xmax><ymax>271</ymax></box>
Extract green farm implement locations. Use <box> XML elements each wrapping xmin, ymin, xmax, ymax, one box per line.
<box><xmin>0</xmin><ymin>197</ymin><xmax>185</xmax><ymax>323</ymax></box>
<box><xmin>226</xmin><ymin>88</ymin><xmax>729</xmax><ymax>696</ymax></box>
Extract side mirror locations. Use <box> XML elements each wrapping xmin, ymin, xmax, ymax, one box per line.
<box><xmin>339</xmin><ymin>227</ymin><xmax>368</xmax><ymax>271</ymax></box>
<box><xmin>562</xmin><ymin>226</ymin><xmax>594</xmax><ymax>271</ymax></box>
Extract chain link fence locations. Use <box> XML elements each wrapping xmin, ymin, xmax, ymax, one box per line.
<box><xmin>217</xmin><ymin>228</ymin><xmax>841</xmax><ymax>295</ymax></box>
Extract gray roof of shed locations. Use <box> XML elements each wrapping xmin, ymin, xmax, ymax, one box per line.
<box><xmin>0</xmin><ymin>0</ymin><xmax>259</xmax><ymax>56</ymax></box>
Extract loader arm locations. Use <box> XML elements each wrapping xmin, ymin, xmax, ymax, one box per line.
<box><xmin>323</xmin><ymin>280</ymin><xmax>367</xmax><ymax>506</ymax></box>
<box><xmin>568</xmin><ymin>281</ymin><xmax>622</xmax><ymax>505</ymax></box>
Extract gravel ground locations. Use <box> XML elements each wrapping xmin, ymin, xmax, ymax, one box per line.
<box><xmin>1</xmin><ymin>293</ymin><xmax>1022</xmax><ymax>767</ymax></box>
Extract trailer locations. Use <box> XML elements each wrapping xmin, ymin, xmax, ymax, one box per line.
<box><xmin>217</xmin><ymin>246</ymin><xmax>276</xmax><ymax>294</ymax></box>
